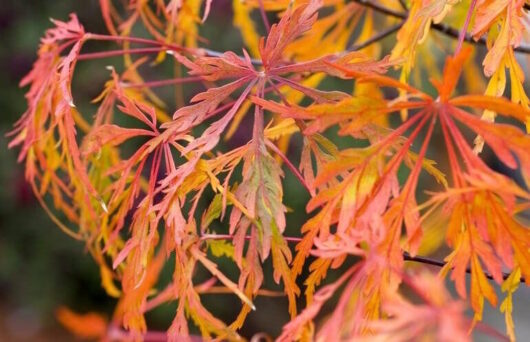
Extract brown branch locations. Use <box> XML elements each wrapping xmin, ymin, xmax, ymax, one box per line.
<box><xmin>349</xmin><ymin>22</ymin><xmax>404</xmax><ymax>51</ymax></box>
<box><xmin>200</xmin><ymin>234</ymin><xmax>526</xmax><ymax>284</ymax></box>
<box><xmin>350</xmin><ymin>0</ymin><xmax>530</xmax><ymax>54</ymax></box>
<box><xmin>84</xmin><ymin>12</ymin><xmax>530</xmax><ymax>71</ymax></box>
<box><xmin>352</xmin><ymin>0</ymin><xmax>405</xmax><ymax>19</ymax></box>
<box><xmin>403</xmin><ymin>252</ymin><xmax>526</xmax><ymax>283</ymax></box>
<box><xmin>397</xmin><ymin>0</ymin><xmax>408</xmax><ymax>10</ymax></box>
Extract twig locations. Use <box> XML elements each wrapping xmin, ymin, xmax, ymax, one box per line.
<box><xmin>84</xmin><ymin>16</ymin><xmax>530</xmax><ymax>71</ymax></box>
<box><xmin>349</xmin><ymin>22</ymin><xmax>404</xmax><ymax>51</ymax></box>
<box><xmin>200</xmin><ymin>233</ymin><xmax>303</xmax><ymax>243</ymax></box>
<box><xmin>78</xmin><ymin>47</ymin><xmax>169</xmax><ymax>60</ymax></box>
<box><xmin>352</xmin><ymin>0</ymin><xmax>405</xmax><ymax>19</ymax></box>
<box><xmin>200</xmin><ymin>234</ymin><xmax>526</xmax><ymax>284</ymax></box>
<box><xmin>350</xmin><ymin>0</ymin><xmax>530</xmax><ymax>54</ymax></box>
<box><xmin>397</xmin><ymin>0</ymin><xmax>408</xmax><ymax>10</ymax></box>
<box><xmin>121</xmin><ymin>76</ymin><xmax>205</xmax><ymax>89</ymax></box>
<box><xmin>403</xmin><ymin>252</ymin><xmax>526</xmax><ymax>283</ymax></box>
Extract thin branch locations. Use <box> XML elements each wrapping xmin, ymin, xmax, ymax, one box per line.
<box><xmin>349</xmin><ymin>22</ymin><xmax>404</xmax><ymax>51</ymax></box>
<box><xmin>200</xmin><ymin>234</ymin><xmax>526</xmax><ymax>283</ymax></box>
<box><xmin>122</xmin><ymin>76</ymin><xmax>209</xmax><ymax>89</ymax></box>
<box><xmin>84</xmin><ymin>14</ymin><xmax>530</xmax><ymax>71</ymax></box>
<box><xmin>352</xmin><ymin>0</ymin><xmax>406</xmax><ymax>19</ymax></box>
<box><xmin>403</xmin><ymin>252</ymin><xmax>526</xmax><ymax>283</ymax></box>
<box><xmin>200</xmin><ymin>233</ymin><xmax>303</xmax><ymax>243</ymax></box>
<box><xmin>350</xmin><ymin>0</ymin><xmax>530</xmax><ymax>54</ymax></box>
<box><xmin>77</xmin><ymin>47</ymin><xmax>168</xmax><ymax>60</ymax></box>
<box><xmin>397</xmin><ymin>0</ymin><xmax>408</xmax><ymax>10</ymax></box>
<box><xmin>86</xmin><ymin>33</ymin><xmax>186</xmax><ymax>52</ymax></box>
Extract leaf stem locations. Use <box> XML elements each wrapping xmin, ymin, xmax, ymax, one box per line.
<box><xmin>265</xmin><ymin>139</ymin><xmax>315</xmax><ymax>196</ymax></box>
<box><xmin>351</xmin><ymin>0</ymin><xmax>406</xmax><ymax>19</ymax></box>
<box><xmin>121</xmin><ymin>76</ymin><xmax>207</xmax><ymax>89</ymax></box>
<box><xmin>77</xmin><ymin>47</ymin><xmax>169</xmax><ymax>60</ymax></box>
<box><xmin>455</xmin><ymin>0</ymin><xmax>478</xmax><ymax>55</ymax></box>
<box><xmin>199</xmin><ymin>234</ymin><xmax>526</xmax><ymax>283</ymax></box>
<box><xmin>258</xmin><ymin>0</ymin><xmax>271</xmax><ymax>33</ymax></box>
<box><xmin>86</xmin><ymin>33</ymin><xmax>186</xmax><ymax>51</ymax></box>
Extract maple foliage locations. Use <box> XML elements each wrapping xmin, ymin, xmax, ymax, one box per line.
<box><xmin>10</xmin><ymin>0</ymin><xmax>530</xmax><ymax>341</ymax></box>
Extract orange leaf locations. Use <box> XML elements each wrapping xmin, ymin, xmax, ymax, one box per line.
<box><xmin>56</xmin><ymin>306</ymin><xmax>107</xmax><ymax>339</ymax></box>
<box><xmin>450</xmin><ymin>94</ymin><xmax>530</xmax><ymax>123</ymax></box>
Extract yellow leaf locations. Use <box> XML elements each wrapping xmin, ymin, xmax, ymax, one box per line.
<box><xmin>500</xmin><ymin>268</ymin><xmax>521</xmax><ymax>342</ymax></box>
<box><xmin>470</xmin><ymin>255</ymin><xmax>498</xmax><ymax>322</ymax></box>
<box><xmin>100</xmin><ymin>264</ymin><xmax>121</xmax><ymax>298</ymax></box>
<box><xmin>233</xmin><ymin>0</ymin><xmax>261</xmax><ymax>58</ymax></box>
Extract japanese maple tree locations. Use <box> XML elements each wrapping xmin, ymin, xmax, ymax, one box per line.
<box><xmin>10</xmin><ymin>0</ymin><xmax>530</xmax><ymax>341</ymax></box>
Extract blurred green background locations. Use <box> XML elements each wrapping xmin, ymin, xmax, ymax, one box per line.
<box><xmin>1</xmin><ymin>1</ymin><xmax>529</xmax><ymax>341</ymax></box>
<box><xmin>0</xmin><ymin>2</ymin><xmax>111</xmax><ymax>340</ymax></box>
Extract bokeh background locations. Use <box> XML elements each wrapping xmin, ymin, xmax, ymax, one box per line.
<box><xmin>0</xmin><ymin>1</ymin><xmax>529</xmax><ymax>341</ymax></box>
<box><xmin>0</xmin><ymin>2</ymin><xmax>110</xmax><ymax>340</ymax></box>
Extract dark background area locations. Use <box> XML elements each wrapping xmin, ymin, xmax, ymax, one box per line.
<box><xmin>0</xmin><ymin>1</ymin><xmax>292</xmax><ymax>340</ymax></box>
<box><xmin>1</xmin><ymin>1</ymin><xmax>529</xmax><ymax>341</ymax></box>
<box><xmin>0</xmin><ymin>1</ymin><xmax>109</xmax><ymax>340</ymax></box>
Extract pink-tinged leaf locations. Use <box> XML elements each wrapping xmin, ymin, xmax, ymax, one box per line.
<box><xmin>165</xmin><ymin>76</ymin><xmax>251</xmax><ymax>133</ymax></box>
<box><xmin>82</xmin><ymin>124</ymin><xmax>155</xmax><ymax>156</ymax></box>
<box><xmin>43</xmin><ymin>14</ymin><xmax>84</xmax><ymax>45</ymax></box>
<box><xmin>249</xmin><ymin>96</ymin><xmax>311</xmax><ymax>119</ymax></box>
<box><xmin>58</xmin><ymin>39</ymin><xmax>84</xmax><ymax>109</ymax></box>
<box><xmin>186</xmin><ymin>51</ymin><xmax>255</xmax><ymax>81</ymax></box>
<box><xmin>113</xmin><ymin>238</ymin><xmax>139</xmax><ymax>270</ymax></box>
<box><xmin>367</xmin><ymin>272</ymin><xmax>470</xmax><ymax>342</ymax></box>
<box><xmin>260</xmin><ymin>0</ymin><xmax>323</xmax><ymax>68</ymax></box>
<box><xmin>182</xmin><ymin>79</ymin><xmax>257</xmax><ymax>155</ymax></box>
<box><xmin>272</xmin><ymin>76</ymin><xmax>349</xmax><ymax>103</ymax></box>
<box><xmin>278</xmin><ymin>266</ymin><xmax>356</xmax><ymax>342</ymax></box>
<box><xmin>450</xmin><ymin>105</ymin><xmax>530</xmax><ymax>172</ymax></box>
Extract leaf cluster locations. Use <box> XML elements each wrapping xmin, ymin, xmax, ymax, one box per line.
<box><xmin>10</xmin><ymin>0</ymin><xmax>530</xmax><ymax>340</ymax></box>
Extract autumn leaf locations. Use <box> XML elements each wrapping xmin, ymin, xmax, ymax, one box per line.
<box><xmin>11</xmin><ymin>2</ymin><xmax>530</xmax><ymax>340</ymax></box>
<box><xmin>56</xmin><ymin>307</ymin><xmax>108</xmax><ymax>339</ymax></box>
